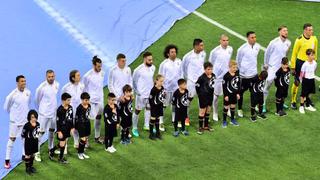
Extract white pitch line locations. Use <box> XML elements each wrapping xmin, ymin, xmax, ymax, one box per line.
<box><xmin>34</xmin><ymin>0</ymin><xmax>114</xmax><ymax>67</ymax></box>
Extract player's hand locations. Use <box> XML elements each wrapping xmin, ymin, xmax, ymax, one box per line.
<box><xmin>58</xmin><ymin>131</ymin><xmax>63</xmax><ymax>139</ymax></box>
<box><xmin>224</xmin><ymin>96</ymin><xmax>229</xmax><ymax>101</ymax></box>
<box><xmin>291</xmin><ymin>68</ymin><xmax>296</xmax><ymax>76</ymax></box>
<box><xmin>71</xmin><ymin>128</ymin><xmax>75</xmax><ymax>135</ymax></box>
<box><xmin>263</xmin><ymin>65</ymin><xmax>268</xmax><ymax>71</ymax></box>
<box><xmin>237</xmin><ymin>94</ymin><xmax>240</xmax><ymax>100</ymax></box>
<box><xmin>116</xmin><ymin>124</ymin><xmax>120</xmax><ymax>129</ymax></box>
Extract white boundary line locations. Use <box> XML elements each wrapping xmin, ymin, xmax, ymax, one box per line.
<box><xmin>34</xmin><ymin>0</ymin><xmax>114</xmax><ymax>67</ymax></box>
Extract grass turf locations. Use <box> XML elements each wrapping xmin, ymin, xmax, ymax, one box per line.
<box><xmin>5</xmin><ymin>0</ymin><xmax>320</xmax><ymax>179</ymax></box>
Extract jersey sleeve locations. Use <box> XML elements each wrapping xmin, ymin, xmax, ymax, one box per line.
<box><xmin>56</xmin><ymin>108</ymin><xmax>63</xmax><ymax>132</ymax></box>
<box><xmin>290</xmin><ymin>38</ymin><xmax>302</xmax><ymax>68</ymax></box>
<box><xmin>195</xmin><ymin>76</ymin><xmax>202</xmax><ymax>95</ymax></box>
<box><xmin>108</xmin><ymin>68</ymin><xmax>115</xmax><ymax>93</ymax></box>
<box><xmin>3</xmin><ymin>92</ymin><xmax>13</xmax><ymax>113</ymax></box>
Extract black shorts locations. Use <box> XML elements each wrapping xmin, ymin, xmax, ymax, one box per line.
<box><xmin>174</xmin><ymin>109</ymin><xmax>187</xmax><ymax>122</ymax></box>
<box><xmin>57</xmin><ymin>130</ymin><xmax>71</xmax><ymax>141</ymax></box>
<box><xmin>150</xmin><ymin>105</ymin><xmax>163</xmax><ymax>118</ymax></box>
<box><xmin>294</xmin><ymin>59</ymin><xmax>305</xmax><ymax>82</ymax></box>
<box><xmin>275</xmin><ymin>87</ymin><xmax>288</xmax><ymax>99</ymax></box>
<box><xmin>105</xmin><ymin>124</ymin><xmax>117</xmax><ymax>138</ymax></box>
<box><xmin>25</xmin><ymin>139</ymin><xmax>38</xmax><ymax>155</ymax></box>
<box><xmin>77</xmin><ymin>122</ymin><xmax>91</xmax><ymax>138</ymax></box>
<box><xmin>301</xmin><ymin>78</ymin><xmax>315</xmax><ymax>97</ymax></box>
<box><xmin>223</xmin><ymin>93</ymin><xmax>237</xmax><ymax>106</ymax></box>
<box><xmin>240</xmin><ymin>76</ymin><xmax>256</xmax><ymax>93</ymax></box>
<box><xmin>251</xmin><ymin>92</ymin><xmax>263</xmax><ymax>106</ymax></box>
<box><xmin>120</xmin><ymin>117</ymin><xmax>132</xmax><ymax>129</ymax></box>
<box><xmin>198</xmin><ymin>94</ymin><xmax>213</xmax><ymax>109</ymax></box>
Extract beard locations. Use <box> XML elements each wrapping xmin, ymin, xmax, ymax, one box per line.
<box><xmin>145</xmin><ymin>62</ymin><xmax>153</xmax><ymax>67</ymax></box>
<box><xmin>281</xmin><ymin>35</ymin><xmax>287</xmax><ymax>39</ymax></box>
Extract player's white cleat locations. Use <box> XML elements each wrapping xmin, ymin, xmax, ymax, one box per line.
<box><xmin>305</xmin><ymin>106</ymin><xmax>316</xmax><ymax>112</ymax></box>
<box><xmin>34</xmin><ymin>152</ymin><xmax>41</xmax><ymax>162</ymax></box>
<box><xmin>237</xmin><ymin>110</ymin><xmax>243</xmax><ymax>117</ymax></box>
<box><xmin>299</xmin><ymin>106</ymin><xmax>305</xmax><ymax>114</ymax></box>
<box><xmin>213</xmin><ymin>113</ymin><xmax>218</xmax><ymax>121</ymax></box>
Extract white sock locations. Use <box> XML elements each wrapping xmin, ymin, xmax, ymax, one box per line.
<box><xmin>172</xmin><ymin>106</ymin><xmax>175</xmax><ymax>123</ymax></box>
<box><xmin>21</xmin><ymin>138</ymin><xmax>25</xmax><ymax>156</ymax></box>
<box><xmin>73</xmin><ymin>130</ymin><xmax>79</xmax><ymax>146</ymax></box>
<box><xmin>159</xmin><ymin>116</ymin><xmax>164</xmax><ymax>124</ymax></box>
<box><xmin>213</xmin><ymin>95</ymin><xmax>219</xmax><ymax>115</ymax></box>
<box><xmin>144</xmin><ymin>109</ymin><xmax>150</xmax><ymax>127</ymax></box>
<box><xmin>132</xmin><ymin>112</ymin><xmax>139</xmax><ymax>129</ymax></box>
<box><xmin>95</xmin><ymin>118</ymin><xmax>101</xmax><ymax>138</ymax></box>
<box><xmin>5</xmin><ymin>139</ymin><xmax>14</xmax><ymax>160</ymax></box>
<box><xmin>263</xmin><ymin>80</ymin><xmax>273</xmax><ymax>105</ymax></box>
<box><xmin>48</xmin><ymin>130</ymin><xmax>54</xmax><ymax>149</ymax></box>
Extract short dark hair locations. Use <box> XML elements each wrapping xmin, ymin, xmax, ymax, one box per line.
<box><xmin>303</xmin><ymin>23</ymin><xmax>312</xmax><ymax>30</ymax></box>
<box><xmin>281</xmin><ymin>57</ymin><xmax>289</xmax><ymax>65</ymax></box>
<box><xmin>61</xmin><ymin>92</ymin><xmax>71</xmax><ymax>101</ymax></box>
<box><xmin>193</xmin><ymin>38</ymin><xmax>203</xmax><ymax>47</ymax></box>
<box><xmin>46</xmin><ymin>69</ymin><xmax>54</xmax><ymax>75</ymax></box>
<box><xmin>306</xmin><ymin>48</ymin><xmax>315</xmax><ymax>56</ymax></box>
<box><xmin>116</xmin><ymin>53</ymin><xmax>126</xmax><ymax>60</ymax></box>
<box><xmin>246</xmin><ymin>31</ymin><xmax>255</xmax><ymax>37</ymax></box>
<box><xmin>27</xmin><ymin>109</ymin><xmax>38</xmax><ymax>121</ymax></box>
<box><xmin>259</xmin><ymin>70</ymin><xmax>268</xmax><ymax>80</ymax></box>
<box><xmin>92</xmin><ymin>55</ymin><xmax>102</xmax><ymax>65</ymax></box>
<box><xmin>177</xmin><ymin>78</ymin><xmax>186</xmax><ymax>86</ymax></box>
<box><xmin>203</xmin><ymin>62</ymin><xmax>213</xmax><ymax>69</ymax></box>
<box><xmin>278</xmin><ymin>25</ymin><xmax>287</xmax><ymax>32</ymax></box>
<box><xmin>143</xmin><ymin>52</ymin><xmax>152</xmax><ymax>58</ymax></box>
<box><xmin>108</xmin><ymin>92</ymin><xmax>116</xmax><ymax>98</ymax></box>
<box><xmin>69</xmin><ymin>70</ymin><xmax>79</xmax><ymax>83</ymax></box>
<box><xmin>122</xmin><ymin>84</ymin><xmax>132</xmax><ymax>93</ymax></box>
<box><xmin>80</xmin><ymin>92</ymin><xmax>90</xmax><ymax>100</ymax></box>
<box><xmin>16</xmin><ymin>75</ymin><xmax>25</xmax><ymax>82</ymax></box>
<box><xmin>163</xmin><ymin>44</ymin><xmax>178</xmax><ymax>58</ymax></box>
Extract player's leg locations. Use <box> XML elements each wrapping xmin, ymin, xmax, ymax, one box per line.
<box><xmin>94</xmin><ymin>104</ymin><xmax>103</xmax><ymax>144</ymax></box>
<box><xmin>132</xmin><ymin>95</ymin><xmax>143</xmax><ymax>137</ymax></box>
<box><xmin>197</xmin><ymin>106</ymin><xmax>206</xmax><ymax>135</ymax></box>
<box><xmin>4</xmin><ymin>123</ymin><xmax>18</xmax><ymax>169</ymax></box>
<box><xmin>144</xmin><ymin>100</ymin><xmax>151</xmax><ymax>130</ymax></box>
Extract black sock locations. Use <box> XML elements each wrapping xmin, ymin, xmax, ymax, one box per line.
<box><xmin>173</xmin><ymin>119</ymin><xmax>178</xmax><ymax>131</ymax></box>
<box><xmin>25</xmin><ymin>157</ymin><xmax>30</xmax><ymax>170</ymax></box>
<box><xmin>155</xmin><ymin>119</ymin><xmax>160</xmax><ymax>135</ymax></box>
<box><xmin>258</xmin><ymin>104</ymin><xmax>263</xmax><ymax>114</ymax></box>
<box><xmin>280</xmin><ymin>98</ymin><xmax>284</xmax><ymax>111</ymax></box>
<box><xmin>198</xmin><ymin>116</ymin><xmax>204</xmax><ymax>128</ymax></box>
<box><xmin>121</xmin><ymin>129</ymin><xmax>125</xmax><ymax>141</ymax></box>
<box><xmin>125</xmin><ymin>128</ymin><xmax>129</xmax><ymax>139</ymax></box>
<box><xmin>223</xmin><ymin>108</ymin><xmax>228</xmax><ymax>121</ymax></box>
<box><xmin>230</xmin><ymin>107</ymin><xmax>235</xmax><ymax>120</ymax></box>
<box><xmin>204</xmin><ymin>113</ymin><xmax>209</xmax><ymax>127</ymax></box>
<box><xmin>59</xmin><ymin>146</ymin><xmax>65</xmax><ymax>160</ymax></box>
<box><xmin>108</xmin><ymin>136</ymin><xmax>113</xmax><ymax>147</ymax></box>
<box><xmin>181</xmin><ymin>119</ymin><xmax>186</xmax><ymax>131</ymax></box>
<box><xmin>238</xmin><ymin>94</ymin><xmax>243</xmax><ymax>109</ymax></box>
<box><xmin>251</xmin><ymin>106</ymin><xmax>256</xmax><ymax>117</ymax></box>
<box><xmin>276</xmin><ymin>98</ymin><xmax>281</xmax><ymax>112</ymax></box>
<box><xmin>78</xmin><ymin>140</ymin><xmax>85</xmax><ymax>153</ymax></box>
<box><xmin>149</xmin><ymin>120</ymin><xmax>155</xmax><ymax>136</ymax></box>
<box><xmin>30</xmin><ymin>156</ymin><xmax>34</xmax><ymax>167</ymax></box>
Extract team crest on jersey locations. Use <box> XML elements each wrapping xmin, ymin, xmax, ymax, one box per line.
<box><xmin>32</xmin><ymin>126</ymin><xmax>41</xmax><ymax>138</ymax></box>
<box><xmin>66</xmin><ymin>108</ymin><xmax>73</xmax><ymax>121</ymax></box>
<box><xmin>112</xmin><ymin>114</ymin><xmax>117</xmax><ymax>122</ymax></box>
<box><xmin>128</xmin><ymin>101</ymin><xmax>133</xmax><ymax>113</ymax></box>
<box><xmin>231</xmin><ymin>76</ymin><xmax>239</xmax><ymax>90</ymax></box>
<box><xmin>209</xmin><ymin>76</ymin><xmax>215</xmax><ymax>89</ymax></box>
<box><xmin>86</xmin><ymin>107</ymin><xmax>91</xmax><ymax>118</ymax></box>
<box><xmin>284</xmin><ymin>73</ymin><xmax>290</xmax><ymax>85</ymax></box>
<box><xmin>181</xmin><ymin>94</ymin><xmax>189</xmax><ymax>106</ymax></box>
<box><xmin>257</xmin><ymin>81</ymin><xmax>265</xmax><ymax>92</ymax></box>
<box><xmin>158</xmin><ymin>90</ymin><xmax>166</xmax><ymax>103</ymax></box>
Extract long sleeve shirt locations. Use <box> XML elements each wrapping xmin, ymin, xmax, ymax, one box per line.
<box><xmin>83</xmin><ymin>69</ymin><xmax>105</xmax><ymax>104</ymax></box>
<box><xmin>108</xmin><ymin>65</ymin><xmax>132</xmax><ymax>98</ymax></box>
<box><xmin>132</xmin><ymin>64</ymin><xmax>156</xmax><ymax>98</ymax></box>
<box><xmin>181</xmin><ymin>50</ymin><xmax>206</xmax><ymax>83</ymax></box>
<box><xmin>236</xmin><ymin>42</ymin><xmax>260</xmax><ymax>78</ymax></box>
<box><xmin>159</xmin><ymin>58</ymin><xmax>183</xmax><ymax>93</ymax></box>
<box><xmin>35</xmin><ymin>81</ymin><xmax>59</xmax><ymax>118</ymax></box>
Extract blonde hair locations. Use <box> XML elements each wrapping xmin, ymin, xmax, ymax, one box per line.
<box><xmin>229</xmin><ymin>60</ymin><xmax>237</xmax><ymax>67</ymax></box>
<box><xmin>155</xmin><ymin>74</ymin><xmax>164</xmax><ymax>82</ymax></box>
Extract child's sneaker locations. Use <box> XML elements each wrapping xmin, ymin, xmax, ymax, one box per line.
<box><xmin>30</xmin><ymin>166</ymin><xmax>37</xmax><ymax>173</ymax></box>
<box><xmin>120</xmin><ymin>140</ymin><xmax>127</xmax><ymax>145</ymax></box>
<box><xmin>173</xmin><ymin>131</ymin><xmax>179</xmax><ymax>137</ymax></box>
<box><xmin>110</xmin><ymin>146</ymin><xmax>117</xmax><ymax>152</ymax></box>
<box><xmin>197</xmin><ymin>128</ymin><xmax>204</xmax><ymax>135</ymax></box>
<box><xmin>105</xmin><ymin>147</ymin><xmax>114</xmax><ymax>153</ymax></box>
<box><xmin>230</xmin><ymin>119</ymin><xmax>239</xmax><ymax>126</ymax></box>
<box><xmin>58</xmin><ymin>158</ymin><xmax>69</xmax><ymax>164</ymax></box>
<box><xmin>149</xmin><ymin>134</ymin><xmax>156</xmax><ymax>140</ymax></box>
<box><xmin>237</xmin><ymin>110</ymin><xmax>243</xmax><ymax>118</ymax></box>
<box><xmin>82</xmin><ymin>153</ymin><xmax>90</xmax><ymax>159</ymax></box>
<box><xmin>182</xmin><ymin>130</ymin><xmax>189</xmax><ymax>136</ymax></box>
<box><xmin>4</xmin><ymin>160</ymin><xmax>10</xmax><ymax>169</ymax></box>
<box><xmin>125</xmin><ymin>138</ymin><xmax>132</xmax><ymax>144</ymax></box>
<box><xmin>250</xmin><ymin>116</ymin><xmax>257</xmax><ymax>122</ymax></box>
<box><xmin>156</xmin><ymin>133</ymin><xmax>162</xmax><ymax>140</ymax></box>
<box><xmin>299</xmin><ymin>106</ymin><xmax>305</xmax><ymax>114</ymax></box>
<box><xmin>78</xmin><ymin>153</ymin><xmax>84</xmax><ymax>160</ymax></box>
<box><xmin>204</xmin><ymin>126</ymin><xmax>214</xmax><ymax>132</ymax></box>
<box><xmin>305</xmin><ymin>106</ymin><xmax>316</xmax><ymax>112</ymax></box>
<box><xmin>257</xmin><ymin>113</ymin><xmax>267</xmax><ymax>120</ymax></box>
<box><xmin>275</xmin><ymin>110</ymin><xmax>287</xmax><ymax>116</ymax></box>
<box><xmin>222</xmin><ymin>120</ymin><xmax>227</xmax><ymax>128</ymax></box>
<box><xmin>159</xmin><ymin>124</ymin><xmax>165</xmax><ymax>132</ymax></box>
<box><xmin>132</xmin><ymin>128</ymin><xmax>139</xmax><ymax>137</ymax></box>
<box><xmin>185</xmin><ymin>117</ymin><xmax>190</xmax><ymax>126</ymax></box>
<box><xmin>291</xmin><ymin>102</ymin><xmax>297</xmax><ymax>110</ymax></box>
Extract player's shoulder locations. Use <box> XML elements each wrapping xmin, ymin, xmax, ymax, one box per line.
<box><xmin>134</xmin><ymin>63</ymin><xmax>144</xmax><ymax>72</ymax></box>
<box><xmin>183</xmin><ymin>49</ymin><xmax>194</xmax><ymax>59</ymax></box>
<box><xmin>109</xmin><ymin>65</ymin><xmax>118</xmax><ymax>72</ymax></box>
<box><xmin>238</xmin><ymin>43</ymin><xmax>248</xmax><ymax>51</ymax></box>
<box><xmin>84</xmin><ymin>69</ymin><xmax>94</xmax><ymax>76</ymax></box>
